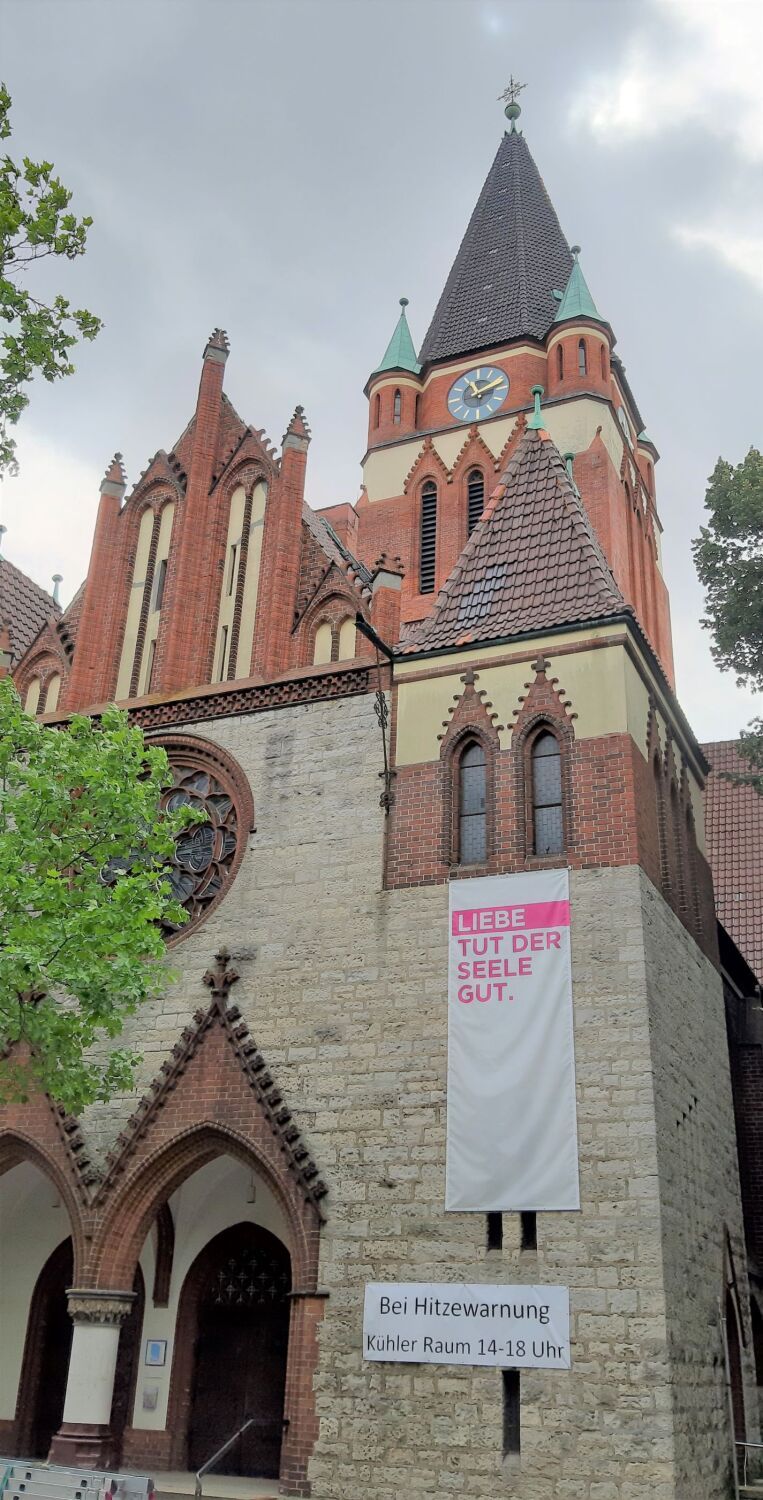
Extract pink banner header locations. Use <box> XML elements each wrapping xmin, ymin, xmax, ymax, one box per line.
<box><xmin>452</xmin><ymin>900</ymin><xmax>571</xmax><ymax>936</ymax></box>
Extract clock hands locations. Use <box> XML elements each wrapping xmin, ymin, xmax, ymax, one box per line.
<box><xmin>463</xmin><ymin>375</ymin><xmax>505</xmax><ymax>401</ymax></box>
<box><xmin>472</xmin><ymin>375</ymin><xmax>504</xmax><ymax>398</ymax></box>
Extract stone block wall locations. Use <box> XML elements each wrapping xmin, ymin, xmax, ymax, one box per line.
<box><xmin>68</xmin><ymin>692</ymin><xmax>752</xmax><ymax>1498</ymax></box>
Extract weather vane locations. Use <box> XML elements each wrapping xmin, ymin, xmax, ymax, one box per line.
<box><xmin>499</xmin><ymin>76</ymin><xmax>526</xmax><ymax>129</ymax></box>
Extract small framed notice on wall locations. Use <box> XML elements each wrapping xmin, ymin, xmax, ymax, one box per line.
<box><xmin>145</xmin><ymin>1339</ymin><xmax>167</xmax><ymax>1367</ymax></box>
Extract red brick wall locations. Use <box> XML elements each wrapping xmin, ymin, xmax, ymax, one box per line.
<box><xmin>385</xmin><ymin>723</ymin><xmax>716</xmax><ymax>963</ymax></box>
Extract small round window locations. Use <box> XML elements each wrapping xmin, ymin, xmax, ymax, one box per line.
<box><xmin>152</xmin><ymin>736</ymin><xmax>253</xmax><ymax>940</ymax></box>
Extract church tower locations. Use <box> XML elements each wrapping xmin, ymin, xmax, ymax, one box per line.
<box><xmin>0</xmin><ymin>90</ymin><xmax>756</xmax><ymax>1500</ymax></box>
<box><xmin>359</xmin><ymin>91</ymin><xmax>671</xmax><ymax>679</ymax></box>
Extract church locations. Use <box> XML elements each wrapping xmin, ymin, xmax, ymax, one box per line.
<box><xmin>1</xmin><ymin>94</ymin><xmax>762</xmax><ymax>1500</ymax></box>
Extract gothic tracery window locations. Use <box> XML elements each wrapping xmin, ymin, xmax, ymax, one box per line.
<box><xmin>160</xmin><ymin>764</ymin><xmax>239</xmax><ymax>935</ymax></box>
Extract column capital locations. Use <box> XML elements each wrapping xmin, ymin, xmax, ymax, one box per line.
<box><xmin>66</xmin><ymin>1286</ymin><xmax>136</xmax><ymax>1325</ymax></box>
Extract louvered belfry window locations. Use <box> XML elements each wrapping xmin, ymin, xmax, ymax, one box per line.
<box><xmin>459</xmin><ymin>740</ymin><xmax>487</xmax><ymax>864</ymax></box>
<box><xmin>467</xmin><ymin>469</ymin><xmax>485</xmax><ymax>536</ymax></box>
<box><xmin>419</xmin><ymin>481</ymin><xmax>437</xmax><ymax>593</ymax></box>
<box><xmin>532</xmin><ymin>731</ymin><xmax>563</xmax><ymax>854</ymax></box>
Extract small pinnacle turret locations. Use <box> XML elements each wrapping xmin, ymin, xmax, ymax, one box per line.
<box><xmin>553</xmin><ymin>246</ymin><xmax>605</xmax><ymax>326</ymax></box>
<box><xmin>100</xmin><ymin>453</ymin><xmax>127</xmax><ymax>498</ymax></box>
<box><xmin>282</xmin><ymin>404</ymin><xmax>311</xmax><ymax>451</ymax></box>
<box><xmin>204</xmin><ymin>328</ymin><xmax>230</xmax><ymax>364</ymax></box>
<box><xmin>52</xmin><ymin>574</ymin><xmax>63</xmax><ymax>605</ymax></box>
<box><xmin>527</xmin><ymin>384</ymin><xmax>545</xmax><ymax>430</ymax></box>
<box><xmin>373</xmin><ymin>298</ymin><xmax>421</xmax><ymax>376</ymax></box>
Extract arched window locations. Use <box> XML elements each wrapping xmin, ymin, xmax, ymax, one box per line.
<box><xmin>577</xmin><ymin>339</ymin><xmax>587</xmax><ymax>376</ymax></box>
<box><xmin>646</xmin><ymin>460</ymin><xmax>654</xmax><ymax>496</ymax></box>
<box><xmin>653</xmin><ymin>754</ymin><xmax>668</xmax><ymax>895</ymax></box>
<box><xmin>557</xmin><ymin>344</ymin><xmax>564</xmax><ymax>381</ymax></box>
<box><xmin>670</xmin><ymin>781</ymin><xmax>685</xmax><ymax>911</ymax></box>
<box><xmin>419</xmin><ymin>480</ymin><xmax>437</xmax><ymax>593</ymax></box>
<box><xmin>532</xmin><ymin>731</ymin><xmax>563</xmax><ymax>854</ymax></box>
<box><xmin>313</xmin><ymin>621</ymin><xmax>333</xmax><ymax>665</ymax></box>
<box><xmin>414</xmin><ymin>394</ymin><xmax>420</xmax><ymax>427</ymax></box>
<box><xmin>24</xmin><ymin>677</ymin><xmax>41</xmax><ymax>715</ymax></box>
<box><xmin>600</xmin><ymin>344</ymin><xmax>607</xmax><ymax>380</ymax></box>
<box><xmin>467</xmin><ymin>469</ymin><xmax>485</xmax><ymax>535</ymax></box>
<box><xmin>337</xmin><ymin>617</ymin><xmax>356</xmax><ymax>660</ymax></box>
<box><xmin>45</xmin><ymin>673</ymin><xmax>61</xmax><ymax>713</ymax></box>
<box><xmin>458</xmin><ymin>740</ymin><xmax>487</xmax><ymax>864</ymax></box>
<box><xmin>393</xmin><ymin>388</ymin><xmax>401</xmax><ymax>425</ymax></box>
<box><xmin>373</xmin><ymin>392</ymin><xmax>380</xmax><ymax>429</ymax></box>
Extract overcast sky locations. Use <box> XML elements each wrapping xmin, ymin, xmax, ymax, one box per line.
<box><xmin>1</xmin><ymin>0</ymin><xmax>760</xmax><ymax>741</ymax></box>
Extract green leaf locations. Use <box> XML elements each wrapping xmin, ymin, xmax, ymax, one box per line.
<box><xmin>0</xmin><ymin>83</ymin><xmax>101</xmax><ymax>477</ymax></box>
<box><xmin>0</xmin><ymin>679</ymin><xmax>190</xmax><ymax>1110</ymax></box>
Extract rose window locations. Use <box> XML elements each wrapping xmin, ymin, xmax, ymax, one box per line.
<box><xmin>160</xmin><ymin>764</ymin><xmax>239</xmax><ymax>936</ymax></box>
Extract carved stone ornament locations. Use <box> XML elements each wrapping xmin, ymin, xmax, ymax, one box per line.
<box><xmin>66</xmin><ymin>1287</ymin><xmax>137</xmax><ymax>1325</ymax></box>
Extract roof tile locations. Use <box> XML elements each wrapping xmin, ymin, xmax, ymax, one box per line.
<box><xmin>0</xmin><ymin>558</ymin><xmax>60</xmax><ymax>666</ymax></box>
<box><xmin>419</xmin><ymin>130</ymin><xmax>573</xmax><ymax>365</ymax></box>
<box><xmin>703</xmin><ymin>739</ymin><xmax>763</xmax><ymax>980</ymax></box>
<box><xmin>401</xmin><ymin>427</ymin><xmax>628</xmax><ymax>654</ymax></box>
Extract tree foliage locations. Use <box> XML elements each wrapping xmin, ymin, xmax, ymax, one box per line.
<box><xmin>0</xmin><ymin>82</ymin><xmax>101</xmax><ymax>476</ymax></box>
<box><xmin>693</xmin><ymin>447</ymin><xmax>763</xmax><ymax>788</ymax></box>
<box><xmin>0</xmin><ymin>680</ymin><xmax>199</xmax><ymax>1111</ymax></box>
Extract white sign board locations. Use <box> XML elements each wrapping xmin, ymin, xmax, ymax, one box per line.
<box><xmin>446</xmin><ymin>868</ymin><xmax>579</xmax><ymax>1212</ymax></box>
<box><xmin>363</xmin><ymin>1282</ymin><xmax>571</xmax><ymax>1369</ymax></box>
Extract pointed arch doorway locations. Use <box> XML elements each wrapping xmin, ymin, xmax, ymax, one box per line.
<box><xmin>15</xmin><ymin>1238</ymin><xmax>145</xmax><ymax>1464</ymax></box>
<box><xmin>15</xmin><ymin>1238</ymin><xmax>73</xmax><ymax>1459</ymax></box>
<box><xmin>171</xmin><ymin>1222</ymin><xmax>291</xmax><ymax>1478</ymax></box>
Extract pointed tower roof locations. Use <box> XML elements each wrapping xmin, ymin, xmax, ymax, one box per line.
<box><xmin>553</xmin><ymin>246</ymin><xmax>604</xmax><ymax>325</ymax></box>
<box><xmin>419</xmin><ymin>131</ymin><xmax>573</xmax><ymax>365</ymax></box>
<box><xmin>374</xmin><ymin>298</ymin><xmax>421</xmax><ymax>375</ymax></box>
<box><xmin>402</xmin><ymin>428</ymin><xmax>628</xmax><ymax>654</ymax></box>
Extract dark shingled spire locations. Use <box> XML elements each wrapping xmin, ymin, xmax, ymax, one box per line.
<box><xmin>401</xmin><ymin>427</ymin><xmax>628</xmax><ymax>654</ymax></box>
<box><xmin>419</xmin><ymin>131</ymin><xmax>573</xmax><ymax>365</ymax></box>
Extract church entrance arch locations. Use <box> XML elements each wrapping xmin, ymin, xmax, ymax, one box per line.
<box><xmin>170</xmin><ymin>1222</ymin><xmax>291</xmax><ymax>1478</ymax></box>
<box><xmin>14</xmin><ymin>1239</ymin><xmax>145</xmax><ymax>1465</ymax></box>
<box><xmin>15</xmin><ymin>1238</ymin><xmax>73</xmax><ymax>1459</ymax></box>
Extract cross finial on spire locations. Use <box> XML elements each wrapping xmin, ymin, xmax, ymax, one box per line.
<box><xmin>499</xmin><ymin>76</ymin><xmax>526</xmax><ymax>129</ymax></box>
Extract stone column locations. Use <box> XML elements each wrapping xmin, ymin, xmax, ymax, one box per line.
<box><xmin>49</xmin><ymin>1288</ymin><xmax>136</xmax><ymax>1469</ymax></box>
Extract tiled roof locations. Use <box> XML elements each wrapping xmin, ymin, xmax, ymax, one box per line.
<box><xmin>401</xmin><ymin>427</ymin><xmax>628</xmax><ymax>654</ymax></box>
<box><xmin>302</xmin><ymin>503</ymin><xmax>371</xmax><ymax>585</ymax></box>
<box><xmin>703</xmin><ymin>739</ymin><xmax>763</xmax><ymax>980</ymax></box>
<box><xmin>419</xmin><ymin>130</ymin><xmax>573</xmax><ymax>365</ymax></box>
<box><xmin>0</xmin><ymin>557</ymin><xmax>60</xmax><ymax>666</ymax></box>
<box><xmin>553</xmin><ymin>249</ymin><xmax>604</xmax><ymax>325</ymax></box>
<box><xmin>374</xmin><ymin>300</ymin><xmax>421</xmax><ymax>375</ymax></box>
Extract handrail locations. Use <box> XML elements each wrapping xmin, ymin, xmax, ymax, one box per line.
<box><xmin>737</xmin><ymin>1440</ymin><xmax>763</xmax><ymax>1488</ymax></box>
<box><xmin>194</xmin><ymin>1416</ymin><xmax>259</xmax><ymax>1500</ymax></box>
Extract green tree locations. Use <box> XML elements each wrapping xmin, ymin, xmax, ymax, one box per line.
<box><xmin>0</xmin><ymin>679</ymin><xmax>198</xmax><ymax>1111</ymax></box>
<box><xmin>0</xmin><ymin>82</ymin><xmax>101</xmax><ymax>476</ymax></box>
<box><xmin>693</xmin><ymin>447</ymin><xmax>763</xmax><ymax>788</ymax></box>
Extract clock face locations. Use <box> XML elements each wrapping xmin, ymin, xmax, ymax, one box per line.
<box><xmin>447</xmin><ymin>365</ymin><xmax>509</xmax><ymax>421</ymax></box>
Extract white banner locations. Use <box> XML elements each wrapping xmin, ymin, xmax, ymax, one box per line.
<box><xmin>363</xmin><ymin>1282</ymin><xmax>571</xmax><ymax>1369</ymax></box>
<box><xmin>446</xmin><ymin>869</ymin><xmax>579</xmax><ymax>1211</ymax></box>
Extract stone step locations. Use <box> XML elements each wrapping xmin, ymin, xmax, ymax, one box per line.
<box><xmin>154</xmin><ymin>1477</ymin><xmax>278</xmax><ymax>1500</ymax></box>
